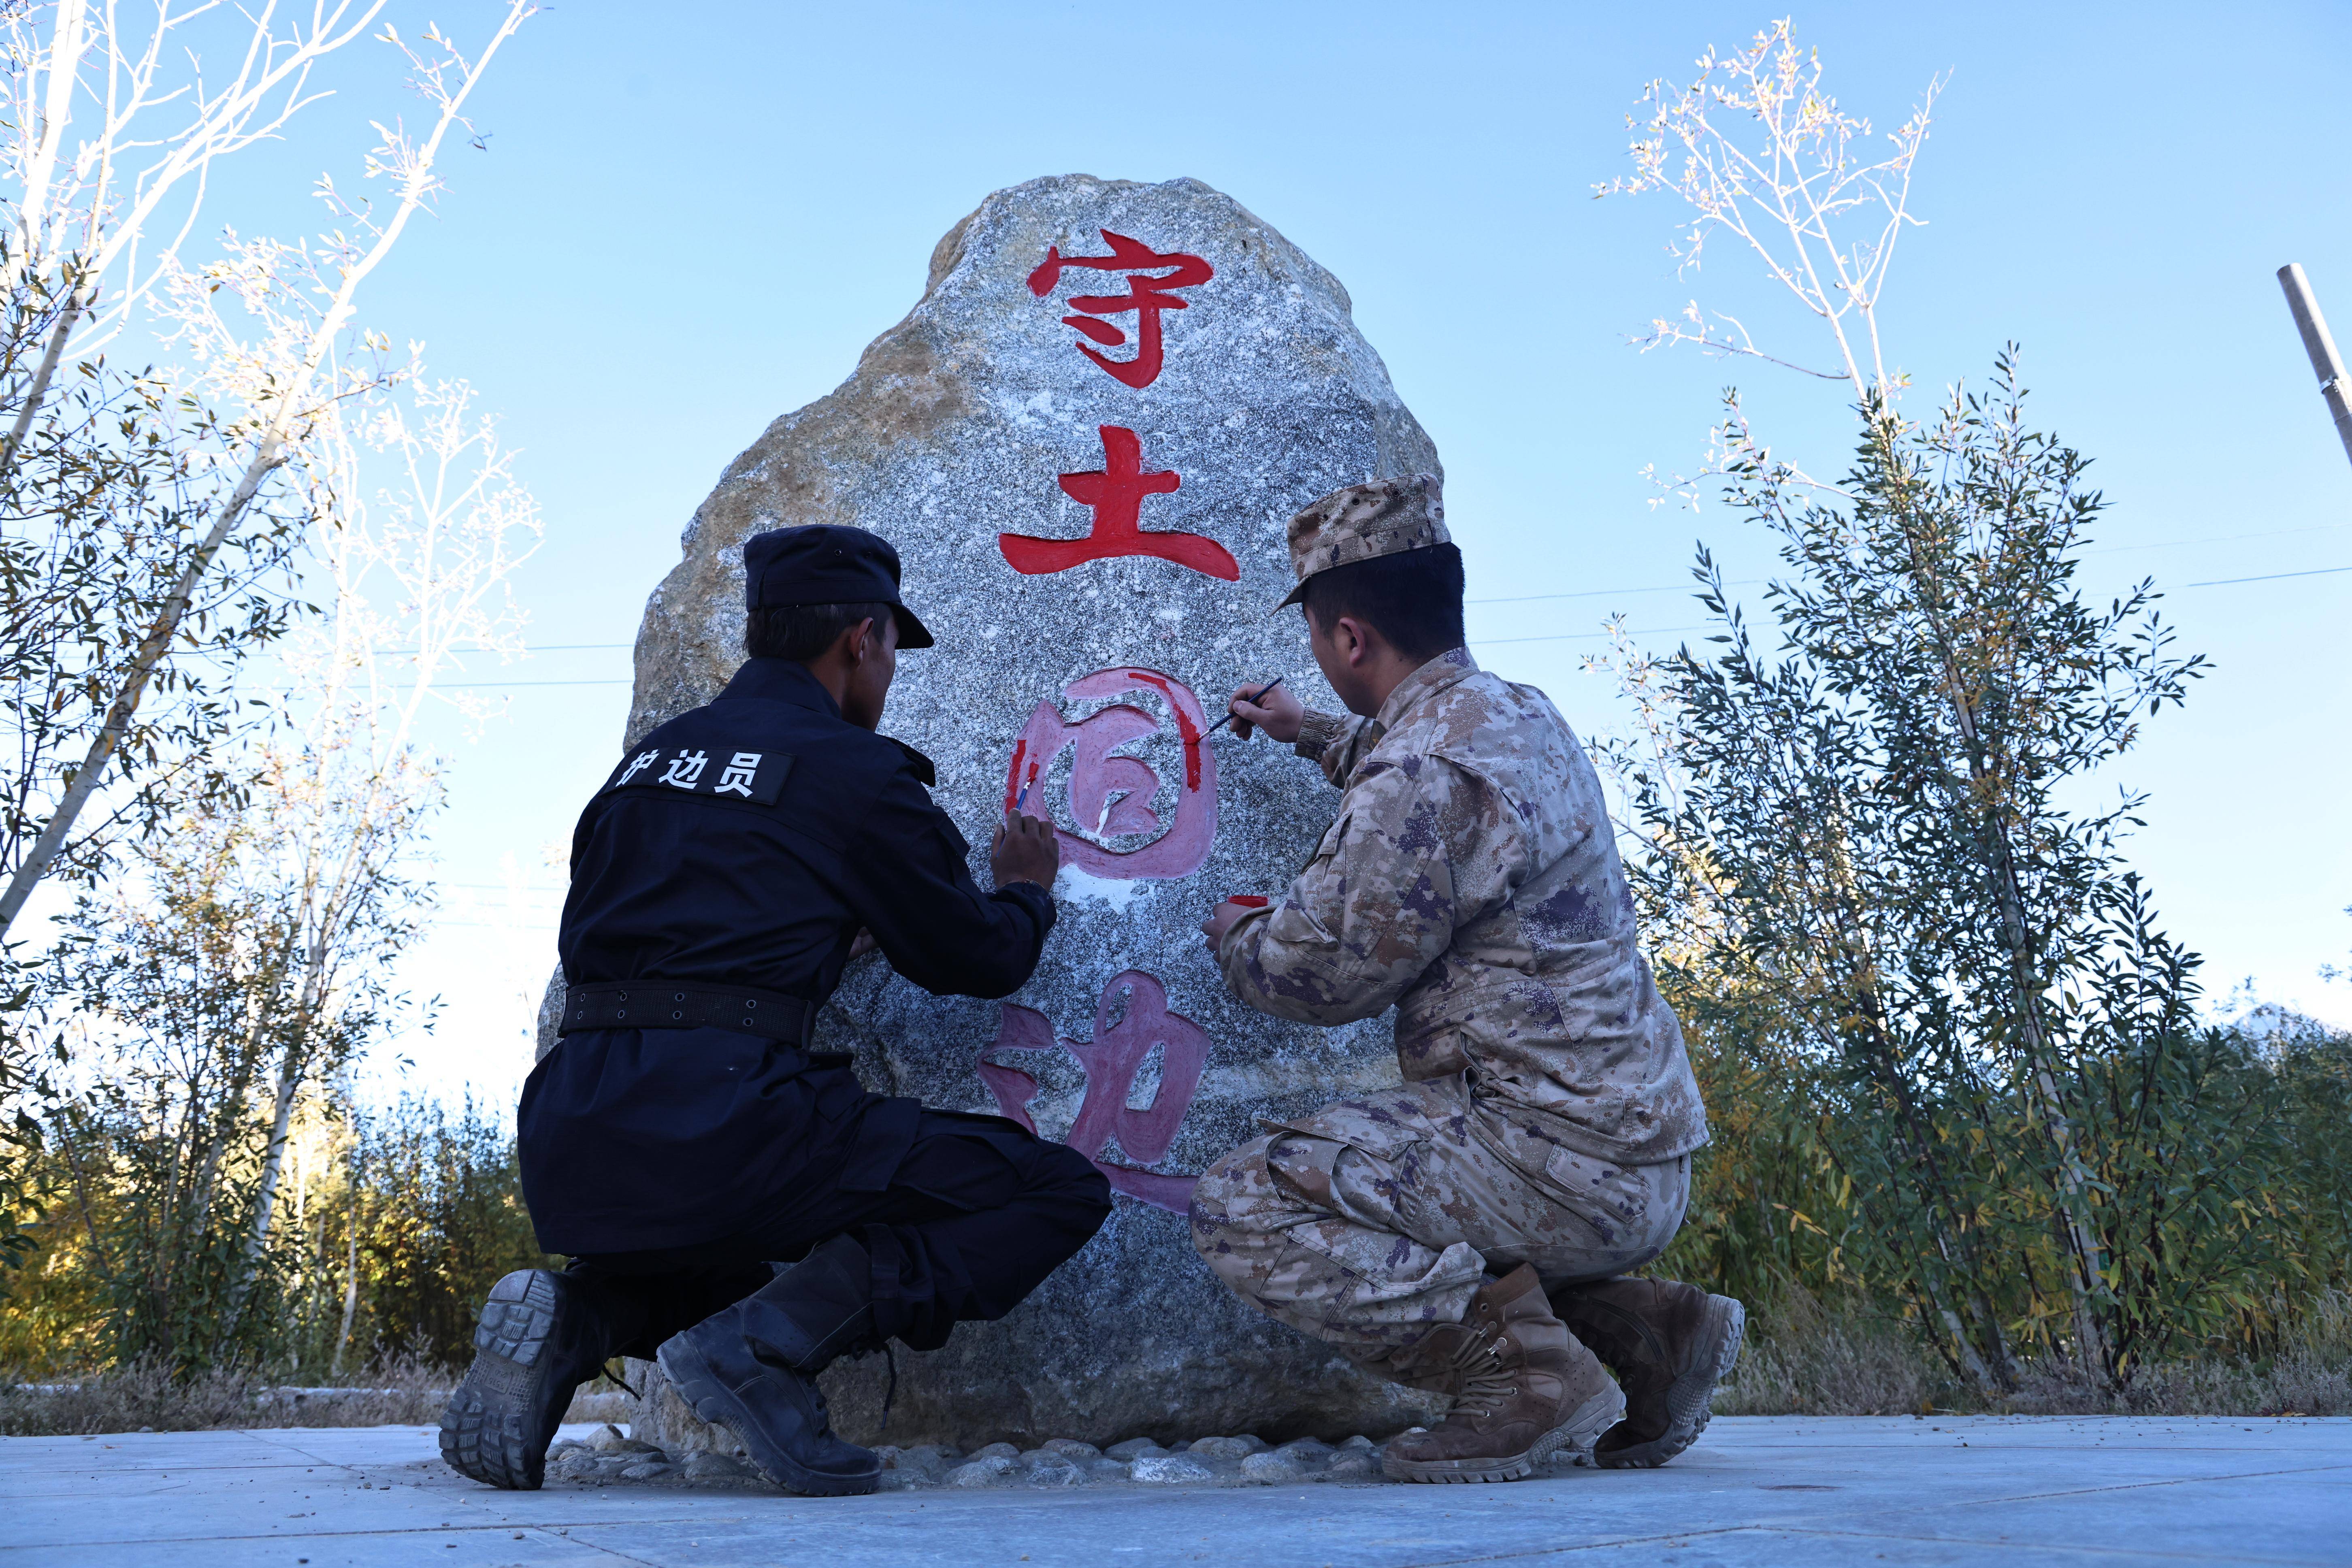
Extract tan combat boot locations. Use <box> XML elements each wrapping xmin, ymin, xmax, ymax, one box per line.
<box><xmin>1549</xmin><ymin>1275</ymin><xmax>1745</xmax><ymax>1468</ymax></box>
<box><xmin>1381</xmin><ymin>1265</ymin><xmax>1626</xmax><ymax>1484</ymax></box>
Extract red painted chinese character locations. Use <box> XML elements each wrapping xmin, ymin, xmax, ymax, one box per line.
<box><xmin>1027</xmin><ymin>229</ymin><xmax>1213</xmax><ymax>390</ymax></box>
<box><xmin>998</xmin><ymin>424</ymin><xmax>1239</xmax><ymax>581</ymax></box>
<box><xmin>1002</xmin><ymin>666</ymin><xmax>1215</xmax><ymax>881</ymax></box>
<box><xmin>978</xmin><ymin>970</ymin><xmax>1208</xmax><ymax>1213</ymax></box>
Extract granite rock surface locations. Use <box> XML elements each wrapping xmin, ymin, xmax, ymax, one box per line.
<box><xmin>581</xmin><ymin>172</ymin><xmax>1448</xmax><ymax>1449</ymax></box>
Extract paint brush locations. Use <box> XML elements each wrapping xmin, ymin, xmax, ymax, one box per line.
<box><xmin>1205</xmin><ymin>675</ymin><xmax>1287</xmax><ymax>736</ymax></box>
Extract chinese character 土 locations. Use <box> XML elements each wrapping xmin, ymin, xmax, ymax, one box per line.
<box><xmin>714</xmin><ymin>752</ymin><xmax>762</xmax><ymax>797</ymax></box>
<box><xmin>1027</xmin><ymin>229</ymin><xmax>1213</xmax><ymax>390</ymax></box>
<box><xmin>978</xmin><ymin>969</ymin><xmax>1209</xmax><ymax>1214</ymax></box>
<box><xmin>616</xmin><ymin>750</ymin><xmax>658</xmax><ymax>786</ymax></box>
<box><xmin>1002</xmin><ymin>666</ymin><xmax>1216</xmax><ymax>882</ymax></box>
<box><xmin>997</xmin><ymin>424</ymin><xmax>1239</xmax><ymax>582</ymax></box>
<box><xmin>659</xmin><ymin>750</ymin><xmax>709</xmax><ymax>789</ymax></box>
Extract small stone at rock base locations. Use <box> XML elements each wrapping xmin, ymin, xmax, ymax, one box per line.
<box><xmin>1103</xmin><ymin>1438</ymin><xmax>1164</xmax><ymax>1462</ymax></box>
<box><xmin>546</xmin><ymin>1440</ymin><xmax>586</xmax><ymax>1457</ymax></box>
<box><xmin>618</xmin><ymin>1461</ymin><xmax>673</xmax><ymax>1482</ymax></box>
<box><xmin>877</xmin><ymin>1469</ymin><xmax>936</xmax><ymax>1492</ymax></box>
<box><xmin>947</xmin><ymin>1455</ymin><xmax>1018</xmax><ymax>1487</ymax></box>
<box><xmin>1086</xmin><ymin>1458</ymin><xmax>1132</xmax><ymax>1482</ymax></box>
<box><xmin>1336</xmin><ymin>1435</ymin><xmax>1376</xmax><ymax>1451</ymax></box>
<box><xmin>969</xmin><ymin>1442</ymin><xmax>1021</xmax><ymax>1461</ymax></box>
<box><xmin>1186</xmin><ymin>1436</ymin><xmax>1266</xmax><ymax>1460</ymax></box>
<box><xmin>588</xmin><ymin>1424</ymin><xmax>630</xmax><ymax>1453</ymax></box>
<box><xmin>682</xmin><ymin>1453</ymin><xmax>752</xmax><ymax>1483</ymax></box>
<box><xmin>1278</xmin><ymin>1438</ymin><xmax>1334</xmax><ymax>1463</ymax></box>
<box><xmin>1325</xmin><ymin>1452</ymin><xmax>1381</xmax><ymax>1480</ymax></box>
<box><xmin>1025</xmin><ymin>1455</ymin><xmax>1087</xmax><ymax>1487</ymax></box>
<box><xmin>1240</xmin><ymin>1451</ymin><xmax>1305</xmax><ymax>1484</ymax></box>
<box><xmin>548</xmin><ymin>1451</ymin><xmax>598</xmax><ymax>1481</ymax></box>
<box><xmin>1040</xmin><ymin>1438</ymin><xmax>1101</xmax><ymax>1461</ymax></box>
<box><xmin>1131</xmin><ymin>1454</ymin><xmax>1219</xmax><ymax>1485</ymax></box>
<box><xmin>895</xmin><ymin>1446</ymin><xmax>959</xmax><ymax>1478</ymax></box>
<box><xmin>871</xmin><ymin>1445</ymin><xmax>903</xmax><ymax>1468</ymax></box>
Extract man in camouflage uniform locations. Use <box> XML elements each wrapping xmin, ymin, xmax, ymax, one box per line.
<box><xmin>1191</xmin><ymin>475</ymin><xmax>1745</xmax><ymax>1483</ymax></box>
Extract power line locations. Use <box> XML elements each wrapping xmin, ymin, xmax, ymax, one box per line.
<box><xmin>1463</xmin><ymin>522</ymin><xmax>2351</xmax><ymax>607</ymax></box>
<box><xmin>398</xmin><ymin>679</ymin><xmax>631</xmax><ymax>689</ymax></box>
<box><xmin>1472</xmin><ymin>625</ymin><xmax>1707</xmax><ymax>648</ymax></box>
<box><xmin>2183</xmin><ymin>565</ymin><xmax>2352</xmax><ymax>588</ymax></box>
<box><xmin>1469</xmin><ymin>582</ymin><xmax>1753</xmax><ymax>606</ymax></box>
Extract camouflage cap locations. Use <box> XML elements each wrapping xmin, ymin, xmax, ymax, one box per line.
<box><xmin>1276</xmin><ymin>474</ymin><xmax>1449</xmax><ymax>610</ymax></box>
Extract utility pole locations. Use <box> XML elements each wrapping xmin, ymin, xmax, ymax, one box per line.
<box><xmin>2277</xmin><ymin>263</ymin><xmax>2352</xmax><ymax>470</ymax></box>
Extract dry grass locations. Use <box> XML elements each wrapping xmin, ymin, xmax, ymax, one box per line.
<box><xmin>1716</xmin><ymin>1289</ymin><xmax>2352</xmax><ymax>1418</ymax></box>
<box><xmin>0</xmin><ymin>1352</ymin><xmax>633</xmax><ymax>1436</ymax></box>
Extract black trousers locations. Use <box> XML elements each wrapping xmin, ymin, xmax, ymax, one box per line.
<box><xmin>565</xmin><ymin>1109</ymin><xmax>1111</xmax><ymax>1361</ymax></box>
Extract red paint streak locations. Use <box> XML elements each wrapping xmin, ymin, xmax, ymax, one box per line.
<box><xmin>999</xmin><ymin>426</ymin><xmax>1238</xmax><ymax>582</ymax></box>
<box><xmin>1003</xmin><ymin>738</ymin><xmax>1029</xmax><ymax>813</ymax></box>
<box><xmin>1026</xmin><ymin>230</ymin><xmax>1213</xmax><ymax>390</ymax></box>
<box><xmin>1224</xmin><ymin>895</ymin><xmax>1270</xmax><ymax>908</ymax></box>
<box><xmin>1122</xmin><ymin>668</ymin><xmax>1204</xmax><ymax>790</ymax></box>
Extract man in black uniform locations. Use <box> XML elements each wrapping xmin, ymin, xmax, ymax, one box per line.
<box><xmin>439</xmin><ymin>525</ymin><xmax>1111</xmax><ymax>1498</ymax></box>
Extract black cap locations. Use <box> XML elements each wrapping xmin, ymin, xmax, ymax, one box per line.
<box><xmin>742</xmin><ymin>524</ymin><xmax>935</xmax><ymax>649</ymax></box>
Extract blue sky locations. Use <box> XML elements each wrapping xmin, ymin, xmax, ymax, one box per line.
<box><xmin>186</xmin><ymin>1</ymin><xmax>2352</xmax><ymax>1098</ymax></box>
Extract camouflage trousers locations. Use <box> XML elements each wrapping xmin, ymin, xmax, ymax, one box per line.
<box><xmin>1189</xmin><ymin>1072</ymin><xmax>1689</xmax><ymax>1385</ymax></box>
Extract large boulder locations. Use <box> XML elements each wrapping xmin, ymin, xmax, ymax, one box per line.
<box><xmin>602</xmin><ymin>173</ymin><xmax>1445</xmax><ymax>1448</ymax></box>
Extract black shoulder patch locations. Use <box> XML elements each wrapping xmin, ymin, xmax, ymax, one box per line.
<box><xmin>890</xmin><ymin>738</ymin><xmax>937</xmax><ymax>787</ymax></box>
<box><xmin>602</xmin><ymin>744</ymin><xmax>795</xmax><ymax>804</ymax></box>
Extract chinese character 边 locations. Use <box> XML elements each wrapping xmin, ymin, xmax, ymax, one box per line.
<box><xmin>1001</xmin><ymin>666</ymin><xmax>1216</xmax><ymax>881</ymax></box>
<box><xmin>1027</xmin><ymin>229</ymin><xmax>1213</xmax><ymax>390</ymax></box>
<box><xmin>977</xmin><ymin>969</ymin><xmax>1209</xmax><ymax>1214</ymax></box>
<box><xmin>659</xmin><ymin>750</ymin><xmax>709</xmax><ymax>789</ymax></box>
<box><xmin>714</xmin><ymin>752</ymin><xmax>761</xmax><ymax>797</ymax></box>
<box><xmin>617</xmin><ymin>750</ymin><xmax>658</xmax><ymax>786</ymax></box>
<box><xmin>997</xmin><ymin>424</ymin><xmax>1238</xmax><ymax>581</ymax></box>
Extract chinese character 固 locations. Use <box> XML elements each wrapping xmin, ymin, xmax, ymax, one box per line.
<box><xmin>1001</xmin><ymin>666</ymin><xmax>1216</xmax><ymax>882</ymax></box>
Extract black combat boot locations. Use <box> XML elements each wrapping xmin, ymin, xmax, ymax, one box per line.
<box><xmin>1549</xmin><ymin>1275</ymin><xmax>1745</xmax><ymax>1468</ymax></box>
<box><xmin>440</xmin><ymin>1268</ymin><xmax>632</xmax><ymax>1489</ymax></box>
<box><xmin>654</xmin><ymin>1233</ymin><xmax>884</xmax><ymax>1497</ymax></box>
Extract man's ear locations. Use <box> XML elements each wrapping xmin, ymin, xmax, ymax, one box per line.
<box><xmin>1334</xmin><ymin>614</ymin><xmax>1376</xmax><ymax>667</ymax></box>
<box><xmin>848</xmin><ymin>616</ymin><xmax>877</xmax><ymax>664</ymax></box>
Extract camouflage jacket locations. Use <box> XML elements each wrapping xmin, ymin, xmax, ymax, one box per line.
<box><xmin>1216</xmin><ymin>648</ymin><xmax>1708</xmax><ymax>1167</ymax></box>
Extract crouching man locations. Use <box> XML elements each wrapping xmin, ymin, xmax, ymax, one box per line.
<box><xmin>1192</xmin><ymin>477</ymin><xmax>1743</xmax><ymax>1483</ymax></box>
<box><xmin>441</xmin><ymin>525</ymin><xmax>1110</xmax><ymax>1497</ymax></box>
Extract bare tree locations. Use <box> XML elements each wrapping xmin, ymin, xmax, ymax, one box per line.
<box><xmin>0</xmin><ymin>0</ymin><xmax>536</xmax><ymax>944</ymax></box>
<box><xmin>229</xmin><ymin>365</ymin><xmax>541</xmax><ymax>1302</ymax></box>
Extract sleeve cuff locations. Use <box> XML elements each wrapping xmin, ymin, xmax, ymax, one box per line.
<box><xmin>996</xmin><ymin>878</ymin><xmax>1057</xmax><ymax>935</ymax></box>
<box><xmin>1294</xmin><ymin>708</ymin><xmax>1347</xmax><ymax>762</ymax></box>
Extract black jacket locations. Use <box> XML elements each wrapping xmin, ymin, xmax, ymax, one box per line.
<box><xmin>519</xmin><ymin>658</ymin><xmax>1055</xmax><ymax>1254</ymax></box>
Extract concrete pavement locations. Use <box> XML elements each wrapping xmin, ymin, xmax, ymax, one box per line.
<box><xmin>4</xmin><ymin>1416</ymin><xmax>2346</xmax><ymax>1566</ymax></box>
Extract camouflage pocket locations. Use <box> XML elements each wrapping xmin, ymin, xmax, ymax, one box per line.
<box><xmin>1256</xmin><ymin>1086</ymin><xmax>1441</xmax><ymax>1165</ymax></box>
<box><xmin>1299</xmin><ymin>810</ymin><xmax>1351</xmax><ymax>873</ymax></box>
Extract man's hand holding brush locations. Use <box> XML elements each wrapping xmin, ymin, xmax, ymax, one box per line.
<box><xmin>1218</xmin><ymin>676</ymin><xmax>1304</xmax><ymax>743</ymax></box>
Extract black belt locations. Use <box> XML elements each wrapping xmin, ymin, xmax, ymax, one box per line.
<box><xmin>559</xmin><ymin>980</ymin><xmax>816</xmax><ymax>1047</ymax></box>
